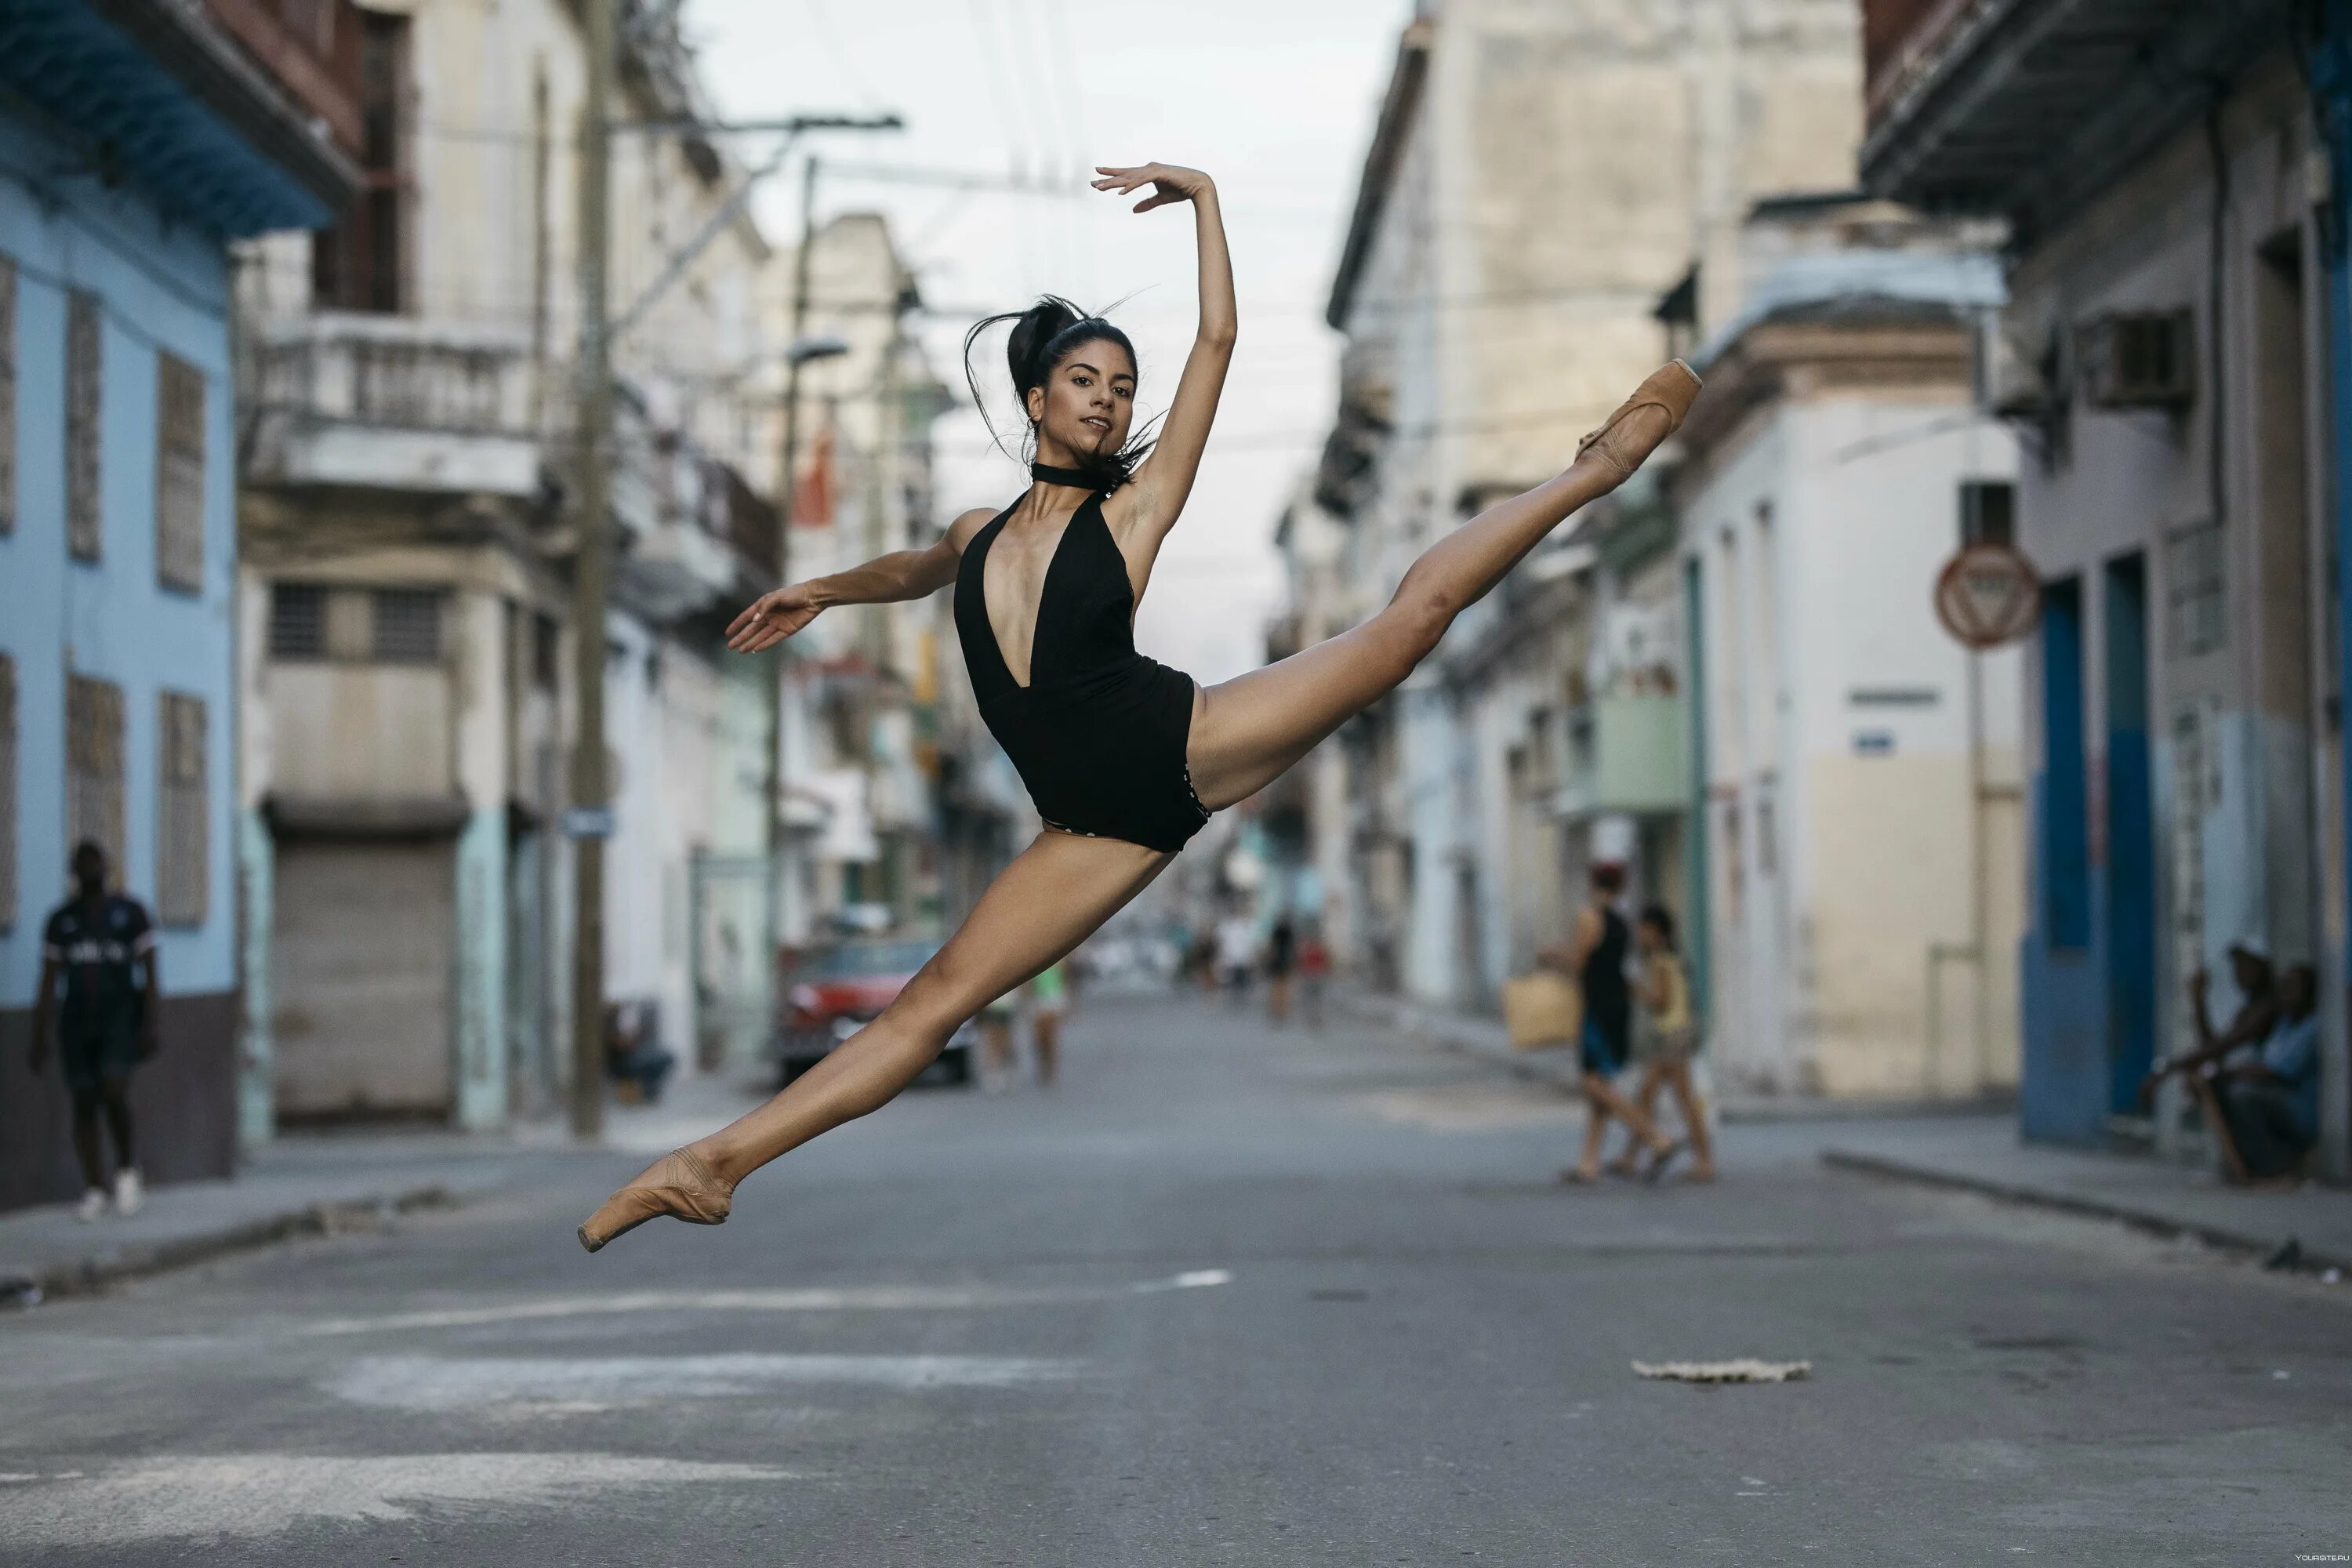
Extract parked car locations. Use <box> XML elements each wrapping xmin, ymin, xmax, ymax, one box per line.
<box><xmin>773</xmin><ymin>938</ymin><xmax>975</xmax><ymax>1088</ymax></box>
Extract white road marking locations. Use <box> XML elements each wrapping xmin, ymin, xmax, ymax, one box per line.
<box><xmin>302</xmin><ymin>1268</ymin><xmax>1232</xmax><ymax>1336</ymax></box>
<box><xmin>325</xmin><ymin>1352</ymin><xmax>1084</xmax><ymax>1410</ymax></box>
<box><xmin>0</xmin><ymin>1453</ymin><xmax>789</xmax><ymax>1546</ymax></box>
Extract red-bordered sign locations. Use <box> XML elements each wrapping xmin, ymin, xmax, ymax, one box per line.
<box><xmin>1934</xmin><ymin>544</ymin><xmax>2041</xmax><ymax>649</ymax></box>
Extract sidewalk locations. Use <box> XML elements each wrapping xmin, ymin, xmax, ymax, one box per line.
<box><xmin>1342</xmin><ymin>993</ymin><xmax>2011</xmax><ymax>1122</ymax></box>
<box><xmin>0</xmin><ymin>1067</ymin><xmax>778</xmax><ymax>1306</ymax></box>
<box><xmin>1349</xmin><ymin>993</ymin><xmax>2347</xmax><ymax>1272</ymax></box>
<box><xmin>1819</xmin><ymin>1116</ymin><xmax>2352</xmax><ymax>1272</ymax></box>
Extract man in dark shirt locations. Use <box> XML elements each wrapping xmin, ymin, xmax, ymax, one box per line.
<box><xmin>32</xmin><ymin>842</ymin><xmax>160</xmax><ymax>1221</ymax></box>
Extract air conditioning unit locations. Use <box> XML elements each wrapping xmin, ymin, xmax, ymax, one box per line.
<box><xmin>2078</xmin><ymin>310</ymin><xmax>2197</xmax><ymax>410</ymax></box>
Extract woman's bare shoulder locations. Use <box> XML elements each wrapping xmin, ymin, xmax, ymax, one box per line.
<box><xmin>945</xmin><ymin>506</ymin><xmax>1000</xmax><ymax>551</ymax></box>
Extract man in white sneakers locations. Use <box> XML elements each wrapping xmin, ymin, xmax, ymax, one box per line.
<box><xmin>31</xmin><ymin>842</ymin><xmax>160</xmax><ymax>1221</ymax></box>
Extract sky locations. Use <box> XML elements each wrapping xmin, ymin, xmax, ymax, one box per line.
<box><xmin>687</xmin><ymin>0</ymin><xmax>1410</xmax><ymax>683</ymax></box>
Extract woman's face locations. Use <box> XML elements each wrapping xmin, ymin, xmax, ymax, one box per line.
<box><xmin>1027</xmin><ymin>338</ymin><xmax>1135</xmax><ymax>459</ymax></box>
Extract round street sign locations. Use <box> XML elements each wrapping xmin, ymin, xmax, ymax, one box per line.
<box><xmin>1934</xmin><ymin>544</ymin><xmax>2041</xmax><ymax>649</ymax></box>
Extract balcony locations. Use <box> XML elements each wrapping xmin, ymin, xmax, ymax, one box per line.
<box><xmin>245</xmin><ymin>313</ymin><xmax>541</xmax><ymax>495</ymax></box>
<box><xmin>1858</xmin><ymin>0</ymin><xmax>2287</xmax><ymax>245</ymax></box>
<box><xmin>1553</xmin><ymin>695</ymin><xmax>1689</xmax><ymax>820</ymax></box>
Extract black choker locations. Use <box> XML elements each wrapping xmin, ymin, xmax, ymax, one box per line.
<box><xmin>1030</xmin><ymin>463</ymin><xmax>1102</xmax><ymax>490</ymax></box>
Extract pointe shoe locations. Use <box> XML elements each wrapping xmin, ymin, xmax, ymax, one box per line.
<box><xmin>1577</xmin><ymin>360</ymin><xmax>1702</xmax><ymax>479</ymax></box>
<box><xmin>576</xmin><ymin>1146</ymin><xmax>734</xmax><ymax>1253</ymax></box>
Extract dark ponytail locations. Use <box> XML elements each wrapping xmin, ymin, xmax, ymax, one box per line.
<box><xmin>962</xmin><ymin>294</ymin><xmax>1156</xmax><ymax>492</ymax></box>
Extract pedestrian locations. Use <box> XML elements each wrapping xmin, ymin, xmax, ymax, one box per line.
<box><xmin>1214</xmin><ymin>907</ymin><xmax>1260</xmax><ymax>1006</ymax></box>
<box><xmin>978</xmin><ymin>992</ymin><xmax>1018</xmax><ymax>1094</ymax></box>
<box><xmin>1606</xmin><ymin>906</ymin><xmax>1716</xmax><ymax>1182</ymax></box>
<box><xmin>604</xmin><ymin>1000</ymin><xmax>677</xmax><ymax>1105</ymax></box>
<box><xmin>580</xmin><ymin>154</ymin><xmax>1700</xmax><ymax>1250</ymax></box>
<box><xmin>1265</xmin><ymin>913</ymin><xmax>1298</xmax><ymax>1025</ymax></box>
<box><xmin>1031</xmin><ymin>960</ymin><xmax>1069</xmax><ymax>1087</ymax></box>
<box><xmin>1298</xmin><ymin>923</ymin><xmax>1331</xmax><ymax>1030</ymax></box>
<box><xmin>31</xmin><ymin>842</ymin><xmax>160</xmax><ymax>1221</ymax></box>
<box><xmin>2140</xmin><ymin>937</ymin><xmax>2278</xmax><ymax>1109</ymax></box>
<box><xmin>1541</xmin><ymin>864</ymin><xmax>1679</xmax><ymax>1185</ymax></box>
<box><xmin>2184</xmin><ymin>962</ymin><xmax>2321</xmax><ymax>1184</ymax></box>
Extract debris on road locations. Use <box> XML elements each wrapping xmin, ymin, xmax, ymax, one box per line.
<box><xmin>1634</xmin><ymin>1359</ymin><xmax>1812</xmax><ymax>1384</ymax></box>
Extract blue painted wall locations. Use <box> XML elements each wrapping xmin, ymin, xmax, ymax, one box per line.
<box><xmin>0</xmin><ymin>108</ymin><xmax>238</xmax><ymax>1005</ymax></box>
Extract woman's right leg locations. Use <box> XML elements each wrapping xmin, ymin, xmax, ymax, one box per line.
<box><xmin>580</xmin><ymin>831</ymin><xmax>1173</xmax><ymax>1247</ymax></box>
<box><xmin>692</xmin><ymin>831</ymin><xmax>1171</xmax><ymax>1185</ymax></box>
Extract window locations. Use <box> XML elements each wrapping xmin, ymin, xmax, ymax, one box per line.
<box><xmin>66</xmin><ymin>292</ymin><xmax>100</xmax><ymax>561</ymax></box>
<box><xmin>66</xmin><ymin>674</ymin><xmax>125</xmax><ymax>874</ymax></box>
<box><xmin>158</xmin><ymin>691</ymin><xmax>207</xmax><ymax>925</ymax></box>
<box><xmin>0</xmin><ymin>652</ymin><xmax>15</xmax><ymax>929</ymax></box>
<box><xmin>532</xmin><ymin>611</ymin><xmax>559</xmax><ymax>690</ymax></box>
<box><xmin>1962</xmin><ymin>481</ymin><xmax>2016</xmax><ymax>550</ymax></box>
<box><xmin>372</xmin><ymin>587</ymin><xmax>441</xmax><ymax>662</ymax></box>
<box><xmin>312</xmin><ymin>10</ymin><xmax>409</xmax><ymax>312</ymax></box>
<box><xmin>270</xmin><ymin>583</ymin><xmax>327</xmax><ymax>659</ymax></box>
<box><xmin>2166</xmin><ymin>520</ymin><xmax>2226</xmax><ymax>657</ymax></box>
<box><xmin>0</xmin><ymin>253</ymin><xmax>16</xmax><ymax>534</ymax></box>
<box><xmin>156</xmin><ymin>352</ymin><xmax>205</xmax><ymax>592</ymax></box>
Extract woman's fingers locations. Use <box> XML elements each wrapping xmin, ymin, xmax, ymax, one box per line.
<box><xmin>725</xmin><ymin>597</ymin><xmax>766</xmax><ymax>636</ymax></box>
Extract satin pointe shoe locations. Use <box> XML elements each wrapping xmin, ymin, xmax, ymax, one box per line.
<box><xmin>576</xmin><ymin>1146</ymin><xmax>734</xmax><ymax>1253</ymax></box>
<box><xmin>1576</xmin><ymin>360</ymin><xmax>1703</xmax><ymax>479</ymax></box>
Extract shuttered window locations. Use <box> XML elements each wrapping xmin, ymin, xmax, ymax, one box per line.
<box><xmin>270</xmin><ymin>583</ymin><xmax>327</xmax><ymax>659</ymax></box>
<box><xmin>158</xmin><ymin>691</ymin><xmax>207</xmax><ymax>925</ymax></box>
<box><xmin>372</xmin><ymin>587</ymin><xmax>442</xmax><ymax>662</ymax></box>
<box><xmin>0</xmin><ymin>254</ymin><xmax>16</xmax><ymax>535</ymax></box>
<box><xmin>66</xmin><ymin>673</ymin><xmax>124</xmax><ymax>873</ymax></box>
<box><xmin>156</xmin><ymin>352</ymin><xmax>205</xmax><ymax>592</ymax></box>
<box><xmin>0</xmin><ymin>652</ymin><xmax>16</xmax><ymax>930</ymax></box>
<box><xmin>66</xmin><ymin>292</ymin><xmax>100</xmax><ymax>561</ymax></box>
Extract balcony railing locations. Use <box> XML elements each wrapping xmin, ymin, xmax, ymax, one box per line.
<box><xmin>244</xmin><ymin>312</ymin><xmax>541</xmax><ymax>495</ymax></box>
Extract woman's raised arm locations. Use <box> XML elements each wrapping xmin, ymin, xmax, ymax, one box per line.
<box><xmin>727</xmin><ymin>507</ymin><xmax>994</xmax><ymax>654</ymax></box>
<box><xmin>1091</xmin><ymin>162</ymin><xmax>1236</xmax><ymax>543</ymax></box>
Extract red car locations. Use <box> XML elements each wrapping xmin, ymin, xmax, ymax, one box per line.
<box><xmin>773</xmin><ymin>938</ymin><xmax>978</xmax><ymax>1087</ymax></box>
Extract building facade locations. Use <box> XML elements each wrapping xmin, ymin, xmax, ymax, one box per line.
<box><xmin>0</xmin><ymin>0</ymin><xmax>356</xmax><ymax>1208</ymax></box>
<box><xmin>1864</xmin><ymin>0</ymin><xmax>2351</xmax><ymax>1174</ymax></box>
<box><xmin>1308</xmin><ymin>0</ymin><xmax>1864</xmax><ymax>1013</ymax></box>
<box><xmin>1668</xmin><ymin>199</ymin><xmax>2022</xmax><ymax>1098</ymax></box>
<box><xmin>233</xmin><ymin>0</ymin><xmax>782</xmax><ymax>1132</ymax></box>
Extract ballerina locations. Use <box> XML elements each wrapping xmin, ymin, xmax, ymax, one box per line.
<box><xmin>578</xmin><ymin>161</ymin><xmax>1700</xmax><ymax>1250</ymax></box>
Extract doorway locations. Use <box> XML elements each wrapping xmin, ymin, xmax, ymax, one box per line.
<box><xmin>2103</xmin><ymin>554</ymin><xmax>2156</xmax><ymax>1112</ymax></box>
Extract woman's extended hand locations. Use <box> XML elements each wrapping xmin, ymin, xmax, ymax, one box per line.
<box><xmin>1093</xmin><ymin>163</ymin><xmax>1214</xmax><ymax>213</ymax></box>
<box><xmin>726</xmin><ymin>583</ymin><xmax>822</xmax><ymax>653</ymax></box>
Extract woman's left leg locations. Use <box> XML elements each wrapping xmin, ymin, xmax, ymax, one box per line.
<box><xmin>1185</xmin><ymin>364</ymin><xmax>1696</xmax><ymax>808</ymax></box>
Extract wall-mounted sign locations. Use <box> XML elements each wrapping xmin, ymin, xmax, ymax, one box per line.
<box><xmin>562</xmin><ymin>806</ymin><xmax>615</xmax><ymax>840</ymax></box>
<box><xmin>1934</xmin><ymin>544</ymin><xmax>2041</xmax><ymax>649</ymax></box>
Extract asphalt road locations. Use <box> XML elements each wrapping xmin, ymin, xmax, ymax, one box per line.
<box><xmin>2</xmin><ymin>993</ymin><xmax>2348</xmax><ymax>1566</ymax></box>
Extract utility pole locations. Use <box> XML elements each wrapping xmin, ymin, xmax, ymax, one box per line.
<box><xmin>568</xmin><ymin>0</ymin><xmax>615</xmax><ymax>1141</ymax></box>
<box><xmin>762</xmin><ymin>147</ymin><xmax>866</xmax><ymax>1006</ymax></box>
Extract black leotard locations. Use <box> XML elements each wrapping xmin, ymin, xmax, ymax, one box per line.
<box><xmin>953</xmin><ymin>487</ymin><xmax>1212</xmax><ymax>852</ymax></box>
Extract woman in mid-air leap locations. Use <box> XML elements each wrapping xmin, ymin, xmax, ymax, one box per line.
<box><xmin>579</xmin><ymin>161</ymin><xmax>1700</xmax><ymax>1250</ymax></box>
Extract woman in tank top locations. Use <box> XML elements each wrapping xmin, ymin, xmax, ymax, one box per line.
<box><xmin>580</xmin><ymin>162</ymin><xmax>1700</xmax><ymax>1251</ymax></box>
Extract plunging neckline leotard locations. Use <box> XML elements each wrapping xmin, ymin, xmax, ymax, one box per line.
<box><xmin>952</xmin><ymin>485</ymin><xmax>1212</xmax><ymax>852</ymax></box>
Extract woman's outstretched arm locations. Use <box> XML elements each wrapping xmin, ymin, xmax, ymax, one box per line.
<box><xmin>727</xmin><ymin>506</ymin><xmax>994</xmax><ymax>653</ymax></box>
<box><xmin>1091</xmin><ymin>162</ymin><xmax>1235</xmax><ymax>546</ymax></box>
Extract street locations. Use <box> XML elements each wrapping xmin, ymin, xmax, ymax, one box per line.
<box><xmin>2</xmin><ymin>996</ymin><xmax>2347</xmax><ymax>1566</ymax></box>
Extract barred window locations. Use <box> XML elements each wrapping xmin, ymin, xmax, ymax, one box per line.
<box><xmin>0</xmin><ymin>652</ymin><xmax>16</xmax><ymax>929</ymax></box>
<box><xmin>0</xmin><ymin>253</ymin><xmax>16</xmax><ymax>534</ymax></box>
<box><xmin>158</xmin><ymin>691</ymin><xmax>207</xmax><ymax>925</ymax></box>
<box><xmin>66</xmin><ymin>673</ymin><xmax>125</xmax><ymax>876</ymax></box>
<box><xmin>156</xmin><ymin>352</ymin><xmax>205</xmax><ymax>592</ymax></box>
<box><xmin>270</xmin><ymin>583</ymin><xmax>327</xmax><ymax>659</ymax></box>
<box><xmin>2167</xmin><ymin>520</ymin><xmax>2226</xmax><ymax>658</ymax></box>
<box><xmin>372</xmin><ymin>587</ymin><xmax>441</xmax><ymax>662</ymax></box>
<box><xmin>66</xmin><ymin>292</ymin><xmax>100</xmax><ymax>561</ymax></box>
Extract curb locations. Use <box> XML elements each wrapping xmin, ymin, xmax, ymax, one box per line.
<box><xmin>0</xmin><ymin>1183</ymin><xmax>462</xmax><ymax>1308</ymax></box>
<box><xmin>1821</xmin><ymin>1149</ymin><xmax>2347</xmax><ymax>1274</ymax></box>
